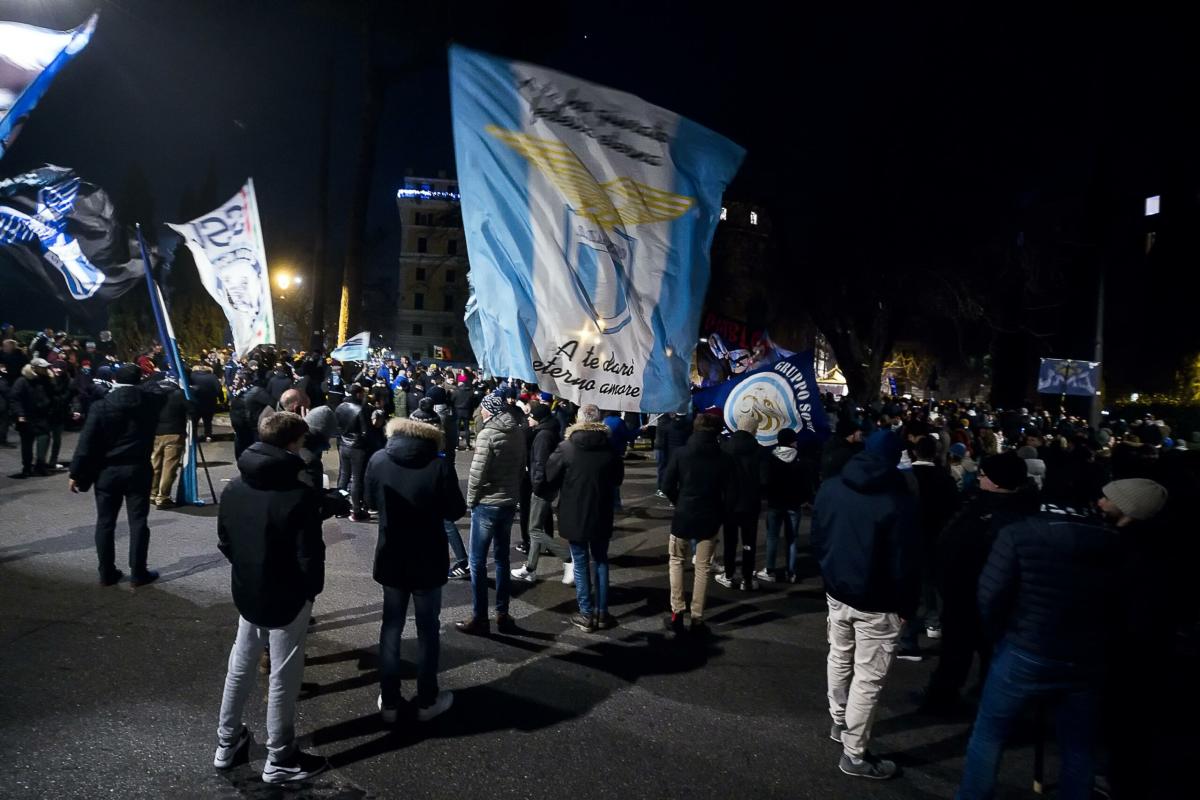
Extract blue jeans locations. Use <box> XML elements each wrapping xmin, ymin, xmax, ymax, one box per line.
<box><xmin>468</xmin><ymin>504</ymin><xmax>515</xmax><ymax>620</ymax></box>
<box><xmin>765</xmin><ymin>508</ymin><xmax>800</xmax><ymax>574</ymax></box>
<box><xmin>569</xmin><ymin>539</ymin><xmax>610</xmax><ymax>617</ymax></box>
<box><xmin>444</xmin><ymin>520</ymin><xmax>467</xmax><ymax>565</ymax></box>
<box><xmin>379</xmin><ymin>586</ymin><xmax>441</xmax><ymax>707</ymax></box>
<box><xmin>956</xmin><ymin>640</ymin><xmax>1100</xmax><ymax>800</ymax></box>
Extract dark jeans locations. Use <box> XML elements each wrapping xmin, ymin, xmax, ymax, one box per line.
<box><xmin>0</xmin><ymin>411</ymin><xmax>9</xmax><ymax>444</ymax></box>
<box><xmin>518</xmin><ymin>475</ymin><xmax>532</xmax><ymax>546</ymax></box>
<box><xmin>468</xmin><ymin>504</ymin><xmax>516</xmax><ymax>620</ymax></box>
<box><xmin>232</xmin><ymin>423</ymin><xmax>255</xmax><ymax>460</ymax></box>
<box><xmin>765</xmin><ymin>508</ymin><xmax>799</xmax><ymax>574</ymax></box>
<box><xmin>444</xmin><ymin>520</ymin><xmax>467</xmax><ymax>565</ymax></box>
<box><xmin>19</xmin><ymin>425</ymin><xmax>49</xmax><ymax>469</ymax></box>
<box><xmin>48</xmin><ymin>423</ymin><xmax>63</xmax><ymax>466</ymax></box>
<box><xmin>379</xmin><ymin>585</ymin><xmax>442</xmax><ymax>707</ymax></box>
<box><xmin>93</xmin><ymin>465</ymin><xmax>152</xmax><ymax>579</ymax></box>
<box><xmin>956</xmin><ymin>640</ymin><xmax>1100</xmax><ymax>800</ymax></box>
<box><xmin>723</xmin><ymin>511</ymin><xmax>759</xmax><ymax>583</ymax></box>
<box><xmin>194</xmin><ymin>408</ymin><xmax>214</xmax><ymax>440</ymax></box>
<box><xmin>338</xmin><ymin>445</ymin><xmax>368</xmax><ymax>514</ymax></box>
<box><xmin>655</xmin><ymin>448</ymin><xmax>667</xmax><ymax>489</ymax></box>
<box><xmin>927</xmin><ymin>601</ymin><xmax>991</xmax><ymax>703</ymax></box>
<box><xmin>569</xmin><ymin>539</ymin><xmax>610</xmax><ymax>617</ymax></box>
<box><xmin>457</xmin><ymin>416</ymin><xmax>472</xmax><ymax>448</ymax></box>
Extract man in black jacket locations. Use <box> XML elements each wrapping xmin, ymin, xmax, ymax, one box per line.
<box><xmin>334</xmin><ymin>384</ymin><xmax>376</xmax><ymax>521</ymax></box>
<box><xmin>545</xmin><ymin>404</ymin><xmax>624</xmax><ymax>632</ymax></box>
<box><xmin>821</xmin><ymin>416</ymin><xmax>867</xmax><ymax>480</ymax></box>
<box><xmin>811</xmin><ymin>430</ymin><xmax>919</xmax><ymax>780</ymax></box>
<box><xmin>452</xmin><ymin>378</ymin><xmax>479</xmax><ymax>449</ymax></box>
<box><xmin>213</xmin><ymin>412</ymin><xmax>329</xmax><ymax>784</ymax></box>
<box><xmin>653</xmin><ymin>411</ymin><xmax>691</xmax><ymax>497</ymax></box>
<box><xmin>68</xmin><ymin>364</ymin><xmax>162</xmax><ymax>586</ymax></box>
<box><xmin>366</xmin><ymin>416</ymin><xmax>466</xmax><ymax>724</ymax></box>
<box><xmin>662</xmin><ymin>412</ymin><xmax>734</xmax><ymax>635</ymax></box>
<box><xmin>10</xmin><ymin>358</ymin><xmax>57</xmax><ymax>477</ymax></box>
<box><xmin>189</xmin><ymin>363</ymin><xmax>221</xmax><ymax>442</ymax></box>
<box><xmin>919</xmin><ymin>451</ymin><xmax>1038</xmax><ymax>715</ymax></box>
<box><xmin>955</xmin><ymin>481</ymin><xmax>1147</xmax><ymax>800</ymax></box>
<box><xmin>511</xmin><ymin>404</ymin><xmax>572</xmax><ymax>585</ymax></box>
<box><xmin>757</xmin><ymin>427</ymin><xmax>814</xmax><ymax>583</ymax></box>
<box><xmin>718</xmin><ymin>412</ymin><xmax>769</xmax><ymax>591</ymax></box>
<box><xmin>265</xmin><ymin>364</ymin><xmax>293</xmax><ymax>406</ymax></box>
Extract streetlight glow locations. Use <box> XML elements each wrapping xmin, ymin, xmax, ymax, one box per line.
<box><xmin>275</xmin><ymin>272</ymin><xmax>291</xmax><ymax>290</ymax></box>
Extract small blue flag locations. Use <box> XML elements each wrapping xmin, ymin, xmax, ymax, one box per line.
<box><xmin>1037</xmin><ymin>358</ymin><xmax>1100</xmax><ymax>397</ymax></box>
<box><xmin>331</xmin><ymin>331</ymin><xmax>370</xmax><ymax>363</ymax></box>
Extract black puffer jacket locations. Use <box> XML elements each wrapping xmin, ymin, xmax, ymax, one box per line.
<box><xmin>365</xmin><ymin>419</ymin><xmax>467</xmax><ymax>591</ymax></box>
<box><xmin>266</xmin><ymin>368</ymin><xmax>293</xmax><ymax>405</ymax></box>
<box><xmin>150</xmin><ymin>381</ymin><xmax>191</xmax><ymax>436</ymax></box>
<box><xmin>68</xmin><ymin>384</ymin><xmax>162</xmax><ymax>491</ymax></box>
<box><xmin>217</xmin><ymin>443</ymin><xmax>326</xmax><ymax>628</ymax></box>
<box><xmin>722</xmin><ymin>430</ymin><xmax>769</xmax><ymax>514</ymax></box>
<box><xmin>937</xmin><ymin>488</ymin><xmax>1040</xmax><ymax>607</ymax></box>
<box><xmin>545</xmin><ymin>422</ymin><xmax>623</xmax><ymax>543</ymax></box>
<box><xmin>811</xmin><ymin>451</ymin><xmax>921</xmax><ymax>618</ymax></box>
<box><xmin>243</xmin><ymin>385</ymin><xmax>272</xmax><ymax>428</ymax></box>
<box><xmin>528</xmin><ymin>416</ymin><xmax>562</xmax><ymax>498</ymax></box>
<box><xmin>663</xmin><ymin>428</ymin><xmax>735</xmax><ymax>540</ymax></box>
<box><xmin>978</xmin><ymin>509</ymin><xmax>1119</xmax><ymax>663</ymax></box>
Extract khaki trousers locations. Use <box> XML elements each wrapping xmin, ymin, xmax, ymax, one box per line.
<box><xmin>150</xmin><ymin>433</ymin><xmax>185</xmax><ymax>504</ymax></box>
<box><xmin>668</xmin><ymin>535</ymin><xmax>716</xmax><ymax>619</ymax></box>
<box><xmin>825</xmin><ymin>594</ymin><xmax>901</xmax><ymax>758</ymax></box>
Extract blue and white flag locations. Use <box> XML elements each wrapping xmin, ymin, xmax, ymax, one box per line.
<box><xmin>450</xmin><ymin>46</ymin><xmax>744</xmax><ymax>413</ymax></box>
<box><xmin>0</xmin><ymin>13</ymin><xmax>97</xmax><ymax>160</ymax></box>
<box><xmin>167</xmin><ymin>180</ymin><xmax>274</xmax><ymax>357</ymax></box>
<box><xmin>331</xmin><ymin>331</ymin><xmax>370</xmax><ymax>363</ymax></box>
<box><xmin>693</xmin><ymin>351</ymin><xmax>831</xmax><ymax>446</ymax></box>
<box><xmin>1037</xmin><ymin>358</ymin><xmax>1100</xmax><ymax>397</ymax></box>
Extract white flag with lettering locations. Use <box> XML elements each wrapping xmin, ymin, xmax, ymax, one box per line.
<box><xmin>167</xmin><ymin>179</ymin><xmax>274</xmax><ymax>356</ymax></box>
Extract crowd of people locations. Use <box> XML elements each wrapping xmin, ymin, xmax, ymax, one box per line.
<box><xmin>1</xmin><ymin>324</ymin><xmax>1195</xmax><ymax>795</ymax></box>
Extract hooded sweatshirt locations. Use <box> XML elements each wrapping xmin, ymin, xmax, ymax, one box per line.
<box><xmin>811</xmin><ymin>451</ymin><xmax>921</xmax><ymax>617</ymax></box>
<box><xmin>766</xmin><ymin>444</ymin><xmax>814</xmax><ymax>511</ymax></box>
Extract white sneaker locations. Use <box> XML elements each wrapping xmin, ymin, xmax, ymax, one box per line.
<box><xmin>416</xmin><ymin>690</ymin><xmax>454</xmax><ymax>722</ymax></box>
<box><xmin>714</xmin><ymin>573</ymin><xmax>737</xmax><ymax>589</ymax></box>
<box><xmin>377</xmin><ymin>693</ymin><xmax>398</xmax><ymax>724</ymax></box>
<box><xmin>754</xmin><ymin>568</ymin><xmax>777</xmax><ymax>583</ymax></box>
<box><xmin>213</xmin><ymin>725</ymin><xmax>250</xmax><ymax>769</ymax></box>
<box><xmin>510</xmin><ymin>565</ymin><xmax>537</xmax><ymax>583</ymax></box>
<box><xmin>561</xmin><ymin>564</ymin><xmax>575</xmax><ymax>585</ymax></box>
<box><xmin>926</xmin><ymin>626</ymin><xmax>942</xmax><ymax>640</ymax></box>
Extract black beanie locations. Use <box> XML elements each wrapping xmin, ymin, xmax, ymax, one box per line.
<box><xmin>981</xmin><ymin>451</ymin><xmax>1027</xmax><ymax>491</ymax></box>
<box><xmin>530</xmin><ymin>404</ymin><xmax>551</xmax><ymax>421</ymax></box>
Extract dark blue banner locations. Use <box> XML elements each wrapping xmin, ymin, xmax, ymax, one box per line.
<box><xmin>693</xmin><ymin>349</ymin><xmax>831</xmax><ymax>445</ymax></box>
<box><xmin>1037</xmin><ymin>358</ymin><xmax>1100</xmax><ymax>397</ymax></box>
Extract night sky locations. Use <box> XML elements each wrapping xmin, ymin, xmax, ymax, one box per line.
<box><xmin>1</xmin><ymin>2</ymin><xmax>1197</xmax><ymax>395</ymax></box>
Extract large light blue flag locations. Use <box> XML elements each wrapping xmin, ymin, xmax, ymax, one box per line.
<box><xmin>450</xmin><ymin>45</ymin><xmax>744</xmax><ymax>412</ymax></box>
<box><xmin>0</xmin><ymin>13</ymin><xmax>97</xmax><ymax>160</ymax></box>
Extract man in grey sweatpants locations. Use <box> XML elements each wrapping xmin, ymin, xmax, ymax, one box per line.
<box><xmin>212</xmin><ymin>412</ymin><xmax>331</xmax><ymax>783</ymax></box>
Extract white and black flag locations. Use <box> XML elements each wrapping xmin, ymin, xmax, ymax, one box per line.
<box><xmin>0</xmin><ymin>164</ymin><xmax>150</xmax><ymax>320</ymax></box>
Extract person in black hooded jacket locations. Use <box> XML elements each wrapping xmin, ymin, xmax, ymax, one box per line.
<box><xmin>69</xmin><ymin>364</ymin><xmax>163</xmax><ymax>587</ymax></box>
<box><xmin>365</xmin><ymin>416</ymin><xmax>466</xmax><ymax>724</ymax></box>
<box><xmin>662</xmin><ymin>412</ymin><xmax>735</xmax><ymax>634</ymax></box>
<box><xmin>265</xmin><ymin>365</ymin><xmax>293</xmax><ymax>406</ymax></box>
<box><xmin>719</xmin><ymin>412</ymin><xmax>769</xmax><ymax>590</ymax></box>
<box><xmin>213</xmin><ymin>411</ymin><xmax>330</xmax><ymax>783</ymax></box>
<box><xmin>511</xmin><ymin>404</ymin><xmax>571</xmax><ymax>584</ymax></box>
<box><xmin>544</xmin><ymin>404</ymin><xmax>624</xmax><ymax>632</ymax></box>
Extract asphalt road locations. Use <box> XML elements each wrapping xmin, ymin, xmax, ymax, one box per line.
<box><xmin>0</xmin><ymin>423</ymin><xmax>1054</xmax><ymax>799</ymax></box>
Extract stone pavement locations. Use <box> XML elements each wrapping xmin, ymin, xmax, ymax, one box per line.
<box><xmin>0</xmin><ymin>424</ymin><xmax>1052</xmax><ymax>799</ymax></box>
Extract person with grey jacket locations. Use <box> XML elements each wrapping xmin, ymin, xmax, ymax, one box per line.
<box><xmin>456</xmin><ymin>392</ymin><xmax>527</xmax><ymax>636</ymax></box>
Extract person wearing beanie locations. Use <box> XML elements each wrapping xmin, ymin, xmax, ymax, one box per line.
<box><xmin>426</xmin><ymin>386</ymin><xmax>457</xmax><ymax>455</ymax></box>
<box><xmin>958</xmin><ymin>485</ymin><xmax>1122</xmax><ymax>799</ymax></box>
<box><xmin>410</xmin><ymin>396</ymin><xmax>439</xmax><ymax>426</ymax></box>
<box><xmin>821</xmin><ymin>415</ymin><xmax>865</xmax><ymax>480</ymax></box>
<box><xmin>917</xmin><ymin>449</ymin><xmax>1040</xmax><ymax>716</ymax></box>
<box><xmin>716</xmin><ymin>410</ymin><xmax>769</xmax><ymax>590</ymax></box>
<box><xmin>811</xmin><ymin>429</ymin><xmax>919</xmax><ymax>780</ymax></box>
<box><xmin>68</xmin><ymin>358</ymin><xmax>163</xmax><ymax>587</ymax></box>
<box><xmin>456</xmin><ymin>391</ymin><xmax>527</xmax><ymax>636</ymax></box>
<box><xmin>1099</xmin><ymin>479</ymin><xmax>1168</xmax><ymax>524</ymax></box>
<box><xmin>511</xmin><ymin>403</ymin><xmax>573</xmax><ymax>586</ymax></box>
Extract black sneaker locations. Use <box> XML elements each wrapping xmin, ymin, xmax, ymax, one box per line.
<box><xmin>98</xmin><ymin>569</ymin><xmax>124</xmax><ymax>587</ymax></box>
<box><xmin>569</xmin><ymin>613</ymin><xmax>596</xmax><ymax>632</ymax></box>
<box><xmin>838</xmin><ymin>751</ymin><xmax>898</xmax><ymax>780</ymax></box>
<box><xmin>829</xmin><ymin>722</ymin><xmax>846</xmax><ymax>742</ymax></box>
<box><xmin>514</xmin><ymin>542</ymin><xmax>530</xmax><ymax>555</ymax></box>
<box><xmin>261</xmin><ymin>749</ymin><xmax>328</xmax><ymax>784</ymax></box>
<box><xmin>448</xmin><ymin>562</ymin><xmax>470</xmax><ymax>580</ymax></box>
<box><xmin>596</xmin><ymin>612</ymin><xmax>618</xmax><ymax>630</ymax></box>
<box><xmin>32</xmin><ymin>463</ymin><xmax>49</xmax><ymax>477</ymax></box>
<box><xmin>664</xmin><ymin>612</ymin><xmax>686</xmax><ymax>635</ymax></box>
<box><xmin>130</xmin><ymin>570</ymin><xmax>160</xmax><ymax>588</ymax></box>
<box><xmin>896</xmin><ymin>646</ymin><xmax>923</xmax><ymax>662</ymax></box>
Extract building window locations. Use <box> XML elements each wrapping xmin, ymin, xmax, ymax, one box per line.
<box><xmin>447</xmin><ymin>239</ymin><xmax>458</xmax><ymax>255</ymax></box>
<box><xmin>720</xmin><ymin>206</ymin><xmax>727</xmax><ymax>221</ymax></box>
<box><xmin>417</xmin><ymin>237</ymin><xmax>427</xmax><ymax>253</ymax></box>
<box><xmin>414</xmin><ymin>293</ymin><xmax>424</xmax><ymax>310</ymax></box>
<box><xmin>749</xmin><ymin>211</ymin><xmax>758</xmax><ymax>225</ymax></box>
<box><xmin>412</xmin><ymin>323</ymin><xmax>423</xmax><ymax>336</ymax></box>
<box><xmin>415</xmin><ymin>267</ymin><xmax>426</xmax><ymax>281</ymax></box>
<box><xmin>443</xmin><ymin>293</ymin><xmax>454</xmax><ymax>312</ymax></box>
<box><xmin>445</xmin><ymin>269</ymin><xmax>456</xmax><ymax>283</ymax></box>
<box><xmin>442</xmin><ymin>325</ymin><xmax>453</xmax><ymax>338</ymax></box>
